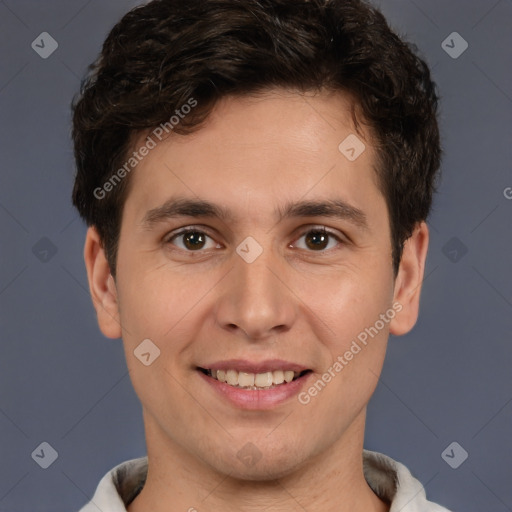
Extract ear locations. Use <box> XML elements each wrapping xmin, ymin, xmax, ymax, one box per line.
<box><xmin>83</xmin><ymin>227</ymin><xmax>122</xmax><ymax>339</ymax></box>
<box><xmin>389</xmin><ymin>222</ymin><xmax>429</xmax><ymax>336</ymax></box>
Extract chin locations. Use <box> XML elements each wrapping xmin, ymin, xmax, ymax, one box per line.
<box><xmin>228</xmin><ymin>460</ymin><xmax>304</xmax><ymax>482</ymax></box>
<box><xmin>211</xmin><ymin>443</ymin><xmax>309</xmax><ymax>482</ymax></box>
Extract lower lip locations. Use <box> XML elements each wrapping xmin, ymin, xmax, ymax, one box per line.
<box><xmin>197</xmin><ymin>370</ymin><xmax>312</xmax><ymax>410</ymax></box>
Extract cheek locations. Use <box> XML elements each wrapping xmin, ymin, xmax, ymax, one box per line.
<box><xmin>302</xmin><ymin>263</ymin><xmax>394</xmax><ymax>342</ymax></box>
<box><xmin>300</xmin><ymin>309</ymin><xmax>390</xmax><ymax>426</ymax></box>
<box><xmin>321</xmin><ymin>269</ymin><xmax>393</xmax><ymax>400</ymax></box>
<box><xmin>117</xmin><ymin>263</ymin><xmax>202</xmax><ymax>339</ymax></box>
<box><xmin>115</xmin><ymin>264</ymin><xmax>218</xmax><ymax>400</ymax></box>
<box><xmin>299</xmin><ymin>262</ymin><xmax>393</xmax><ymax>406</ymax></box>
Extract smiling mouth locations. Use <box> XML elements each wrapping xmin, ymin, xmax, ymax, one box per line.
<box><xmin>198</xmin><ymin>367</ymin><xmax>312</xmax><ymax>390</ymax></box>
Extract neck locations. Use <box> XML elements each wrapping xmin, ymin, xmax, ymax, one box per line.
<box><xmin>128</xmin><ymin>410</ymin><xmax>389</xmax><ymax>512</ymax></box>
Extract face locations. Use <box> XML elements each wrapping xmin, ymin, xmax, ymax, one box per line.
<box><xmin>86</xmin><ymin>89</ymin><xmax>428</xmax><ymax>480</ymax></box>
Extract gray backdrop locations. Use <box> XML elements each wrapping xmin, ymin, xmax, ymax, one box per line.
<box><xmin>0</xmin><ymin>0</ymin><xmax>511</xmax><ymax>511</ymax></box>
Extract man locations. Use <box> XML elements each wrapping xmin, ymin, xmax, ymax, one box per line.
<box><xmin>72</xmin><ymin>0</ymin><xmax>450</xmax><ymax>510</ymax></box>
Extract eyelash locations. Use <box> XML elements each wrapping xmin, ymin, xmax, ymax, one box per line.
<box><xmin>164</xmin><ymin>225</ymin><xmax>346</xmax><ymax>253</ymax></box>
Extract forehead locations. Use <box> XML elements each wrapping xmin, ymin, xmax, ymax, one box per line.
<box><xmin>124</xmin><ymin>89</ymin><xmax>383</xmax><ymax>223</ymax></box>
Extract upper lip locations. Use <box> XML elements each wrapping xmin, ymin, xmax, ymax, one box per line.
<box><xmin>198</xmin><ymin>359</ymin><xmax>310</xmax><ymax>374</ymax></box>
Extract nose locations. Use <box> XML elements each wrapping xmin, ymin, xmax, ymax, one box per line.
<box><xmin>214</xmin><ymin>243</ymin><xmax>297</xmax><ymax>341</ymax></box>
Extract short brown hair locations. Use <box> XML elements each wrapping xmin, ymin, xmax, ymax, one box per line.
<box><xmin>72</xmin><ymin>0</ymin><xmax>441</xmax><ymax>277</ymax></box>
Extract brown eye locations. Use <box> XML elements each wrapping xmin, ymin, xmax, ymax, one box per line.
<box><xmin>166</xmin><ymin>229</ymin><xmax>218</xmax><ymax>251</ymax></box>
<box><xmin>304</xmin><ymin>230</ymin><xmax>330</xmax><ymax>250</ymax></box>
<box><xmin>293</xmin><ymin>228</ymin><xmax>343</xmax><ymax>252</ymax></box>
<box><xmin>181</xmin><ymin>231</ymin><xmax>206</xmax><ymax>250</ymax></box>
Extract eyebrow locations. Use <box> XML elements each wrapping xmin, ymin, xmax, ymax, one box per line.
<box><xmin>141</xmin><ymin>196</ymin><xmax>369</xmax><ymax>231</ymax></box>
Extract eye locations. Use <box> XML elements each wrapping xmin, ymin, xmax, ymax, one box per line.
<box><xmin>165</xmin><ymin>226</ymin><xmax>344</xmax><ymax>253</ymax></box>
<box><xmin>165</xmin><ymin>228</ymin><xmax>220</xmax><ymax>251</ymax></box>
<box><xmin>292</xmin><ymin>227</ymin><xmax>344</xmax><ymax>252</ymax></box>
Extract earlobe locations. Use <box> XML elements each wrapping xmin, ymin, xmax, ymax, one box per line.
<box><xmin>84</xmin><ymin>227</ymin><xmax>123</xmax><ymax>339</ymax></box>
<box><xmin>389</xmin><ymin>222</ymin><xmax>429</xmax><ymax>336</ymax></box>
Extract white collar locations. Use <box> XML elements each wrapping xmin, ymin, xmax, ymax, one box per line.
<box><xmin>80</xmin><ymin>450</ymin><xmax>452</xmax><ymax>511</ymax></box>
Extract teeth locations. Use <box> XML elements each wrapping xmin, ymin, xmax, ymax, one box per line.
<box><xmin>226</xmin><ymin>369</ymin><xmax>238</xmax><ymax>386</ymax></box>
<box><xmin>255</xmin><ymin>372</ymin><xmax>273</xmax><ymax>387</ymax></box>
<box><xmin>284</xmin><ymin>370</ymin><xmax>294</xmax><ymax>383</ymax></box>
<box><xmin>206</xmin><ymin>368</ymin><xmax>303</xmax><ymax>389</ymax></box>
<box><xmin>273</xmin><ymin>370</ymin><xmax>284</xmax><ymax>385</ymax></box>
<box><xmin>238</xmin><ymin>372</ymin><xmax>255</xmax><ymax>387</ymax></box>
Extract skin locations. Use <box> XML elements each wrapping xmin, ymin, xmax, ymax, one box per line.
<box><xmin>84</xmin><ymin>89</ymin><xmax>429</xmax><ymax>512</ymax></box>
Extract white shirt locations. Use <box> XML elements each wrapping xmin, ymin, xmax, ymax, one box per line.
<box><xmin>78</xmin><ymin>450</ymin><xmax>452</xmax><ymax>511</ymax></box>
